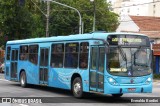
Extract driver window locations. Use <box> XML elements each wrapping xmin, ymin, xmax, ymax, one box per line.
<box><xmin>135</xmin><ymin>49</ymin><xmax>148</xmax><ymax>65</ymax></box>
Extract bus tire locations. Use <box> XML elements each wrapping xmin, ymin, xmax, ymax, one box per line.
<box><xmin>112</xmin><ymin>94</ymin><xmax>123</xmax><ymax>98</ymax></box>
<box><xmin>72</xmin><ymin>77</ymin><xmax>83</xmax><ymax>98</ymax></box>
<box><xmin>20</xmin><ymin>71</ymin><xmax>27</xmax><ymax>88</ymax></box>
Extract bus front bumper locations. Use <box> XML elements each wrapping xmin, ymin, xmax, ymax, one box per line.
<box><xmin>104</xmin><ymin>83</ymin><xmax>152</xmax><ymax>94</ymax></box>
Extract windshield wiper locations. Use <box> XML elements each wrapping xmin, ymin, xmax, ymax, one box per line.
<box><xmin>118</xmin><ymin>46</ymin><xmax>127</xmax><ymax>61</ymax></box>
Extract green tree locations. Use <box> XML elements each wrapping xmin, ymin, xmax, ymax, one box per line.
<box><xmin>48</xmin><ymin>0</ymin><xmax>119</xmax><ymax>36</ymax></box>
<box><xmin>0</xmin><ymin>0</ymin><xmax>119</xmax><ymax>43</ymax></box>
<box><xmin>25</xmin><ymin>0</ymin><xmax>46</xmax><ymax>38</ymax></box>
<box><xmin>0</xmin><ymin>0</ymin><xmax>33</xmax><ymax>40</ymax></box>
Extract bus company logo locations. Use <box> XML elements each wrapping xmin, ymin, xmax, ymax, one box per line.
<box><xmin>130</xmin><ymin>79</ymin><xmax>134</xmax><ymax>84</ymax></box>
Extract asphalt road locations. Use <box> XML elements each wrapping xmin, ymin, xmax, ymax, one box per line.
<box><xmin>0</xmin><ymin>73</ymin><xmax>160</xmax><ymax>106</ymax></box>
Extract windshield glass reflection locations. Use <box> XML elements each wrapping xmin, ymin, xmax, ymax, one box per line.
<box><xmin>108</xmin><ymin>47</ymin><xmax>152</xmax><ymax>77</ymax></box>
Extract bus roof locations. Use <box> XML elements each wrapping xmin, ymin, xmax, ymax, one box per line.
<box><xmin>6</xmin><ymin>32</ymin><xmax>147</xmax><ymax>45</ymax></box>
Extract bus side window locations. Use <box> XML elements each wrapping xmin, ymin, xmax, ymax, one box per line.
<box><xmin>19</xmin><ymin>45</ymin><xmax>28</xmax><ymax>61</ymax></box>
<box><xmin>20</xmin><ymin>54</ymin><xmax>25</xmax><ymax>60</ymax></box>
<box><xmin>29</xmin><ymin>45</ymin><xmax>38</xmax><ymax>65</ymax></box>
<box><xmin>98</xmin><ymin>47</ymin><xmax>105</xmax><ymax>72</ymax></box>
<box><xmin>64</xmin><ymin>43</ymin><xmax>79</xmax><ymax>68</ymax></box>
<box><xmin>79</xmin><ymin>42</ymin><xmax>89</xmax><ymax>69</ymax></box>
<box><xmin>51</xmin><ymin>44</ymin><xmax>64</xmax><ymax>68</ymax></box>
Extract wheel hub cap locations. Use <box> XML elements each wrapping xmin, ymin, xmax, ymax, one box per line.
<box><xmin>74</xmin><ymin>83</ymin><xmax>81</xmax><ymax>94</ymax></box>
<box><xmin>21</xmin><ymin>75</ymin><xmax>25</xmax><ymax>85</ymax></box>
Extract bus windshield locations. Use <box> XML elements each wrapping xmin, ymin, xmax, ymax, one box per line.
<box><xmin>108</xmin><ymin>47</ymin><xmax>152</xmax><ymax>77</ymax></box>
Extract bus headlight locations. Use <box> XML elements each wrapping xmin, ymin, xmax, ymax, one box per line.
<box><xmin>108</xmin><ymin>77</ymin><xmax>118</xmax><ymax>85</ymax></box>
<box><xmin>145</xmin><ymin>77</ymin><xmax>152</xmax><ymax>84</ymax></box>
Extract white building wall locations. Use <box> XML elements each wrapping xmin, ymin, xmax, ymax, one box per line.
<box><xmin>116</xmin><ymin>15</ymin><xmax>139</xmax><ymax>32</ymax></box>
<box><xmin>155</xmin><ymin>2</ymin><xmax>160</xmax><ymax>16</ymax></box>
<box><xmin>113</xmin><ymin>0</ymin><xmax>123</xmax><ymax>15</ymax></box>
<box><xmin>113</xmin><ymin>0</ymin><xmax>160</xmax><ymax>17</ymax></box>
<box><xmin>148</xmin><ymin>0</ymin><xmax>160</xmax><ymax>17</ymax></box>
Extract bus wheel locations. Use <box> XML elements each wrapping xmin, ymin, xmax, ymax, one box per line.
<box><xmin>20</xmin><ymin>71</ymin><xmax>27</xmax><ymax>87</ymax></box>
<box><xmin>112</xmin><ymin>94</ymin><xmax>123</xmax><ymax>98</ymax></box>
<box><xmin>72</xmin><ymin>77</ymin><xmax>83</xmax><ymax>98</ymax></box>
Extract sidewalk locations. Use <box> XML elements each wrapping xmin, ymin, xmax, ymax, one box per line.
<box><xmin>0</xmin><ymin>73</ymin><xmax>4</xmax><ymax>79</ymax></box>
<box><xmin>153</xmin><ymin>79</ymin><xmax>160</xmax><ymax>86</ymax></box>
<box><xmin>153</xmin><ymin>79</ymin><xmax>160</xmax><ymax>82</ymax></box>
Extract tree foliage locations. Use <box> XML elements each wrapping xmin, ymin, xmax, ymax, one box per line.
<box><xmin>0</xmin><ymin>0</ymin><xmax>119</xmax><ymax>46</ymax></box>
<box><xmin>49</xmin><ymin>0</ymin><xmax>119</xmax><ymax>35</ymax></box>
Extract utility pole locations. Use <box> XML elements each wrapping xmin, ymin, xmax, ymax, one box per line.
<box><xmin>30</xmin><ymin>0</ymin><xmax>50</xmax><ymax>37</ymax></box>
<box><xmin>93</xmin><ymin>1</ymin><xmax>96</xmax><ymax>32</ymax></box>
<box><xmin>90</xmin><ymin>0</ymin><xmax>96</xmax><ymax>32</ymax></box>
<box><xmin>31</xmin><ymin>0</ymin><xmax>82</xmax><ymax>36</ymax></box>
<box><xmin>46</xmin><ymin>1</ymin><xmax>50</xmax><ymax>37</ymax></box>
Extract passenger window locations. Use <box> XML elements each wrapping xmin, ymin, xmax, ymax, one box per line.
<box><xmin>91</xmin><ymin>47</ymin><xmax>97</xmax><ymax>70</ymax></box>
<box><xmin>11</xmin><ymin>50</ymin><xmax>18</xmax><ymax>61</ymax></box>
<box><xmin>51</xmin><ymin>44</ymin><xmax>64</xmax><ymax>68</ymax></box>
<box><xmin>99</xmin><ymin>47</ymin><xmax>105</xmax><ymax>72</ymax></box>
<box><xmin>29</xmin><ymin>45</ymin><xmax>38</xmax><ymax>65</ymax></box>
<box><xmin>79</xmin><ymin>42</ymin><xmax>89</xmax><ymax>69</ymax></box>
<box><xmin>64</xmin><ymin>43</ymin><xmax>79</xmax><ymax>68</ymax></box>
<box><xmin>19</xmin><ymin>45</ymin><xmax>28</xmax><ymax>60</ymax></box>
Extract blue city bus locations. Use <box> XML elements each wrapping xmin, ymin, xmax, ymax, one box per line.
<box><xmin>4</xmin><ymin>32</ymin><xmax>152</xmax><ymax>98</ymax></box>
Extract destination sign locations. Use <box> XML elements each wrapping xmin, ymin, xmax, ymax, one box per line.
<box><xmin>107</xmin><ymin>35</ymin><xmax>150</xmax><ymax>46</ymax></box>
<box><xmin>111</xmin><ymin>38</ymin><xmax>142</xmax><ymax>43</ymax></box>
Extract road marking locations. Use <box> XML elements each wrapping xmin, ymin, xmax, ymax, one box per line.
<box><xmin>19</xmin><ymin>104</ymin><xmax>29</xmax><ymax>106</ymax></box>
<box><xmin>0</xmin><ymin>79</ymin><xmax>9</xmax><ymax>82</ymax></box>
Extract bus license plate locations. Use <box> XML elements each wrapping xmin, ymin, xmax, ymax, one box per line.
<box><xmin>128</xmin><ymin>88</ymin><xmax>136</xmax><ymax>92</ymax></box>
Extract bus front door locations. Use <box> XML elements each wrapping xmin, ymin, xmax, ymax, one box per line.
<box><xmin>90</xmin><ymin>46</ymin><xmax>105</xmax><ymax>93</ymax></box>
<box><xmin>39</xmin><ymin>48</ymin><xmax>49</xmax><ymax>85</ymax></box>
<box><xmin>11</xmin><ymin>49</ymin><xmax>18</xmax><ymax>81</ymax></box>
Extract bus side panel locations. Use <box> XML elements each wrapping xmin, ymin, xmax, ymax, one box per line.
<box><xmin>5</xmin><ymin>61</ymin><xmax>11</xmax><ymax>81</ymax></box>
<box><xmin>48</xmin><ymin>68</ymin><xmax>90</xmax><ymax>92</ymax></box>
<box><xmin>80</xmin><ymin>69</ymin><xmax>90</xmax><ymax>92</ymax></box>
<box><xmin>62</xmin><ymin>68</ymin><xmax>90</xmax><ymax>92</ymax></box>
<box><xmin>18</xmin><ymin>61</ymin><xmax>39</xmax><ymax>85</ymax></box>
<box><xmin>26</xmin><ymin>63</ymin><xmax>39</xmax><ymax>85</ymax></box>
<box><xmin>48</xmin><ymin>68</ymin><xmax>70</xmax><ymax>89</ymax></box>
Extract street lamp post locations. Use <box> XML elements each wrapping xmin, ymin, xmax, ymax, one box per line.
<box><xmin>31</xmin><ymin>0</ymin><xmax>82</xmax><ymax>37</ymax></box>
<box><xmin>46</xmin><ymin>1</ymin><xmax>50</xmax><ymax>37</ymax></box>
<box><xmin>46</xmin><ymin>0</ymin><xmax>82</xmax><ymax>34</ymax></box>
<box><xmin>90</xmin><ymin>0</ymin><xmax>96</xmax><ymax>32</ymax></box>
